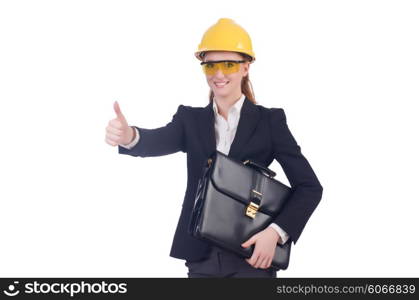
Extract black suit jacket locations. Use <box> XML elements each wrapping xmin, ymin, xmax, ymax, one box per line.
<box><xmin>118</xmin><ymin>97</ymin><xmax>323</xmax><ymax>262</ymax></box>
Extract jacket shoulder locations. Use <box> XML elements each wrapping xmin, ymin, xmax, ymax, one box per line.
<box><xmin>172</xmin><ymin>104</ymin><xmax>199</xmax><ymax>114</ymax></box>
<box><xmin>176</xmin><ymin>103</ymin><xmax>209</xmax><ymax>114</ymax></box>
<box><xmin>254</xmin><ymin>103</ymin><xmax>286</xmax><ymax>120</ymax></box>
<box><xmin>178</xmin><ymin>105</ymin><xmax>201</xmax><ymax>110</ymax></box>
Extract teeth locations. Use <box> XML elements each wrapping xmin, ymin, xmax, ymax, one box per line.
<box><xmin>215</xmin><ymin>82</ymin><xmax>228</xmax><ymax>86</ymax></box>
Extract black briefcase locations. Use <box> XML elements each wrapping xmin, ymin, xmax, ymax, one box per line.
<box><xmin>188</xmin><ymin>150</ymin><xmax>292</xmax><ymax>270</ymax></box>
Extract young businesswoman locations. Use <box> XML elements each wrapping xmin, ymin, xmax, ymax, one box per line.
<box><xmin>105</xmin><ymin>18</ymin><xmax>323</xmax><ymax>278</ymax></box>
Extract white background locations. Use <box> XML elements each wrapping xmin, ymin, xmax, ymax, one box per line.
<box><xmin>0</xmin><ymin>0</ymin><xmax>418</xmax><ymax>277</ymax></box>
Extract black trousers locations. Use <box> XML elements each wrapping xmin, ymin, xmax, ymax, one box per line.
<box><xmin>185</xmin><ymin>245</ymin><xmax>277</xmax><ymax>278</ymax></box>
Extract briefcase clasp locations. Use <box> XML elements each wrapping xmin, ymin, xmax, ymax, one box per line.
<box><xmin>246</xmin><ymin>189</ymin><xmax>262</xmax><ymax>219</ymax></box>
<box><xmin>246</xmin><ymin>201</ymin><xmax>260</xmax><ymax>219</ymax></box>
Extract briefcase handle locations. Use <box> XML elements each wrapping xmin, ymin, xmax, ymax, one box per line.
<box><xmin>243</xmin><ymin>159</ymin><xmax>276</xmax><ymax>178</ymax></box>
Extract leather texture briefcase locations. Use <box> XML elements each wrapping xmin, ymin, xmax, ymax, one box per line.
<box><xmin>188</xmin><ymin>150</ymin><xmax>292</xmax><ymax>270</ymax></box>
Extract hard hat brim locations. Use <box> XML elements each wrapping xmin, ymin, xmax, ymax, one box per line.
<box><xmin>195</xmin><ymin>50</ymin><xmax>255</xmax><ymax>63</ymax></box>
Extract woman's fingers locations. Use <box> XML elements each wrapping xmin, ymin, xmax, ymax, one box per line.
<box><xmin>106</xmin><ymin>124</ymin><xmax>123</xmax><ymax>136</ymax></box>
<box><xmin>106</xmin><ymin>132</ymin><xmax>120</xmax><ymax>143</ymax></box>
<box><xmin>254</xmin><ymin>254</ymin><xmax>265</xmax><ymax>269</ymax></box>
<box><xmin>105</xmin><ymin>137</ymin><xmax>117</xmax><ymax>146</ymax></box>
<box><xmin>248</xmin><ymin>250</ymin><xmax>273</xmax><ymax>269</ymax></box>
<box><xmin>267</xmin><ymin>258</ymin><xmax>273</xmax><ymax>269</ymax></box>
<box><xmin>105</xmin><ymin>102</ymin><xmax>134</xmax><ymax>146</ymax></box>
<box><xmin>261</xmin><ymin>257</ymin><xmax>271</xmax><ymax>269</ymax></box>
<box><xmin>248</xmin><ymin>250</ymin><xmax>261</xmax><ymax>268</ymax></box>
<box><xmin>252</xmin><ymin>256</ymin><xmax>261</xmax><ymax>268</ymax></box>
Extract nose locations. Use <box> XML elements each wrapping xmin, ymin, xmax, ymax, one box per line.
<box><xmin>214</xmin><ymin>68</ymin><xmax>226</xmax><ymax>79</ymax></box>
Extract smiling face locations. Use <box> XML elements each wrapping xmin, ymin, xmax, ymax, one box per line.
<box><xmin>202</xmin><ymin>51</ymin><xmax>250</xmax><ymax>100</ymax></box>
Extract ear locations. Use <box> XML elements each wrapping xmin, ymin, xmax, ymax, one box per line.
<box><xmin>243</xmin><ymin>61</ymin><xmax>250</xmax><ymax>77</ymax></box>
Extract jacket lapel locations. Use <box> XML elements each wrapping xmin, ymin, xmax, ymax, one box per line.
<box><xmin>198</xmin><ymin>96</ymin><xmax>261</xmax><ymax>161</ymax></box>
<box><xmin>198</xmin><ymin>100</ymin><xmax>216</xmax><ymax>158</ymax></box>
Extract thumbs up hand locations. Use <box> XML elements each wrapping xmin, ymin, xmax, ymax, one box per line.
<box><xmin>105</xmin><ymin>101</ymin><xmax>135</xmax><ymax>146</ymax></box>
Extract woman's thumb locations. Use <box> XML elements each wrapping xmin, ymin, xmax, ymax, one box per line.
<box><xmin>241</xmin><ymin>236</ymin><xmax>255</xmax><ymax>248</ymax></box>
<box><xmin>114</xmin><ymin>101</ymin><xmax>127</xmax><ymax>123</ymax></box>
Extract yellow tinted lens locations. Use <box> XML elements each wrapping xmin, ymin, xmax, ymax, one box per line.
<box><xmin>202</xmin><ymin>62</ymin><xmax>218</xmax><ymax>75</ymax></box>
<box><xmin>201</xmin><ymin>61</ymin><xmax>240</xmax><ymax>75</ymax></box>
<box><xmin>220</xmin><ymin>61</ymin><xmax>239</xmax><ymax>74</ymax></box>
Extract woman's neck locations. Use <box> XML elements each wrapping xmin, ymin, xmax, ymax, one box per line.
<box><xmin>213</xmin><ymin>92</ymin><xmax>243</xmax><ymax>120</ymax></box>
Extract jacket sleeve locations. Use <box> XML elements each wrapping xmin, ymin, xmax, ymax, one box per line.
<box><xmin>120</xmin><ymin>127</ymin><xmax>140</xmax><ymax>149</ymax></box>
<box><xmin>118</xmin><ymin>104</ymin><xmax>186</xmax><ymax>157</ymax></box>
<box><xmin>269</xmin><ymin>108</ymin><xmax>323</xmax><ymax>244</ymax></box>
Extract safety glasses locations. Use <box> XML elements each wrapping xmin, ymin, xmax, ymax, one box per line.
<box><xmin>200</xmin><ymin>60</ymin><xmax>245</xmax><ymax>75</ymax></box>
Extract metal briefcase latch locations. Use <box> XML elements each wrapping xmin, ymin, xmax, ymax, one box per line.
<box><xmin>246</xmin><ymin>189</ymin><xmax>262</xmax><ymax>219</ymax></box>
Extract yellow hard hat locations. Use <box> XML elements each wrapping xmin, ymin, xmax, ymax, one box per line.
<box><xmin>195</xmin><ymin>18</ymin><xmax>256</xmax><ymax>63</ymax></box>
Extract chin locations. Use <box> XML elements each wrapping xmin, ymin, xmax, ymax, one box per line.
<box><xmin>212</xmin><ymin>87</ymin><xmax>232</xmax><ymax>98</ymax></box>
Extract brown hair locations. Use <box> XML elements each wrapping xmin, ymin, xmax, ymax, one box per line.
<box><xmin>206</xmin><ymin>53</ymin><xmax>257</xmax><ymax>104</ymax></box>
